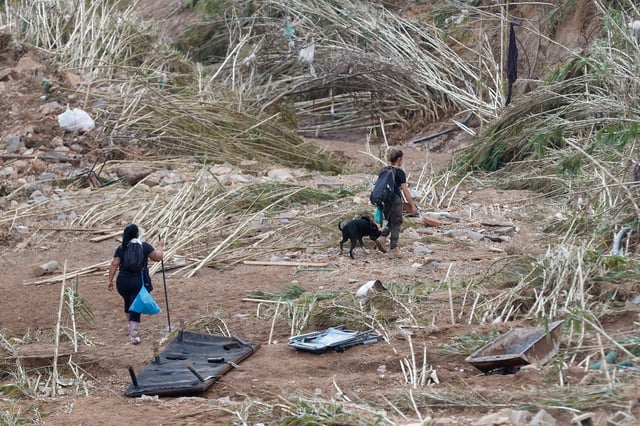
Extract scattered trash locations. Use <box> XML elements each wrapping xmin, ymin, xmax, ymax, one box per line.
<box><xmin>571</xmin><ymin>412</ymin><xmax>595</xmax><ymax>426</ymax></box>
<box><xmin>57</xmin><ymin>105</ymin><xmax>95</xmax><ymax>133</ymax></box>
<box><xmin>465</xmin><ymin>320</ymin><xmax>563</xmax><ymax>374</ymax></box>
<box><xmin>355</xmin><ymin>279</ymin><xmax>386</xmax><ymax>299</ymax></box>
<box><xmin>589</xmin><ymin>350</ymin><xmax>617</xmax><ymax>370</ymax></box>
<box><xmin>288</xmin><ymin>326</ymin><xmax>382</xmax><ymax>353</ymax></box>
<box><xmin>607</xmin><ymin>410</ymin><xmax>636</xmax><ymax>426</ymax></box>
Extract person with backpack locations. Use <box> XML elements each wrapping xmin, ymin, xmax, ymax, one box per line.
<box><xmin>107</xmin><ymin>224</ymin><xmax>164</xmax><ymax>344</ymax></box>
<box><xmin>373</xmin><ymin>148</ymin><xmax>418</xmax><ymax>259</ymax></box>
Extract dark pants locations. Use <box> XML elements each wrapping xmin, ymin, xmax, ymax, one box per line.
<box><xmin>116</xmin><ymin>271</ymin><xmax>143</xmax><ymax>322</ymax></box>
<box><xmin>381</xmin><ymin>194</ymin><xmax>403</xmax><ymax>249</ymax></box>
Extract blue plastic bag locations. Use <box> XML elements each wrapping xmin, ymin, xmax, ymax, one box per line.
<box><xmin>374</xmin><ymin>206</ymin><xmax>383</xmax><ymax>225</ymax></box>
<box><xmin>130</xmin><ymin>284</ymin><xmax>161</xmax><ymax>315</ymax></box>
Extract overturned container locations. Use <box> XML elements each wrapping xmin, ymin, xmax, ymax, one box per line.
<box><xmin>465</xmin><ymin>320</ymin><xmax>564</xmax><ymax>374</ymax></box>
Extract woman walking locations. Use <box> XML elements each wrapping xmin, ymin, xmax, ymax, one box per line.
<box><xmin>107</xmin><ymin>224</ymin><xmax>164</xmax><ymax>344</ymax></box>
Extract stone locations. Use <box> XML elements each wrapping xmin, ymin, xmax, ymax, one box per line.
<box><xmin>15</xmin><ymin>56</ymin><xmax>44</xmax><ymax>74</ymax></box>
<box><xmin>12</xmin><ymin>160</ymin><xmax>27</xmax><ymax>174</ymax></box>
<box><xmin>267</xmin><ymin>167</ymin><xmax>294</xmax><ymax>181</ymax></box>
<box><xmin>114</xmin><ymin>166</ymin><xmax>153</xmax><ymax>186</ymax></box>
<box><xmin>510</xmin><ymin>409</ymin><xmax>531</xmax><ymax>425</ymax></box>
<box><xmin>4</xmin><ymin>135</ymin><xmax>22</xmax><ymax>153</ymax></box>
<box><xmin>472</xmin><ymin>409</ymin><xmax>512</xmax><ymax>425</ymax></box>
<box><xmin>42</xmin><ymin>151</ymin><xmax>69</xmax><ymax>162</ymax></box>
<box><xmin>69</xmin><ymin>144</ymin><xmax>84</xmax><ymax>153</ymax></box>
<box><xmin>530</xmin><ymin>409</ymin><xmax>557</xmax><ymax>426</ymax></box>
<box><xmin>210</xmin><ymin>164</ymin><xmax>233</xmax><ymax>175</ymax></box>
<box><xmin>64</xmin><ymin>72</ymin><xmax>83</xmax><ymax>87</ymax></box>
<box><xmin>31</xmin><ymin>159</ymin><xmax>46</xmax><ymax>174</ymax></box>
<box><xmin>240</xmin><ymin>160</ymin><xmax>261</xmax><ymax>176</ymax></box>
<box><xmin>40</xmin><ymin>101</ymin><xmax>62</xmax><ymax>115</ymax></box>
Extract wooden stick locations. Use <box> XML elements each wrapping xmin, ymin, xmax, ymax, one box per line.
<box><xmin>89</xmin><ymin>231</ymin><xmax>120</xmax><ymax>243</ymax></box>
<box><xmin>242</xmin><ymin>298</ymin><xmax>283</xmax><ymax>304</ymax></box>
<box><xmin>268</xmin><ymin>301</ymin><xmax>281</xmax><ymax>345</ymax></box>
<box><xmin>243</xmin><ymin>260</ymin><xmax>329</xmax><ymax>267</ymax></box>
<box><xmin>52</xmin><ymin>260</ymin><xmax>67</xmax><ymax>398</ymax></box>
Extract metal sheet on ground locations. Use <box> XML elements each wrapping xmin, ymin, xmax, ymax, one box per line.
<box><xmin>125</xmin><ymin>330</ymin><xmax>259</xmax><ymax>397</ymax></box>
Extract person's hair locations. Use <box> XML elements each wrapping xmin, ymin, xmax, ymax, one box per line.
<box><xmin>122</xmin><ymin>224</ymin><xmax>139</xmax><ymax>248</ymax></box>
<box><xmin>387</xmin><ymin>148</ymin><xmax>403</xmax><ymax>164</ymax></box>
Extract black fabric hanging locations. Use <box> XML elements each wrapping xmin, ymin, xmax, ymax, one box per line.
<box><xmin>505</xmin><ymin>22</ymin><xmax>519</xmax><ymax>106</ymax></box>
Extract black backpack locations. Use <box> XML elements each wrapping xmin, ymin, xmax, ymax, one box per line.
<box><xmin>370</xmin><ymin>166</ymin><xmax>396</xmax><ymax>207</ymax></box>
<box><xmin>121</xmin><ymin>240</ymin><xmax>145</xmax><ymax>273</ymax></box>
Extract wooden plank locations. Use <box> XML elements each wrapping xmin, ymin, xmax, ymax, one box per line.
<box><xmin>242</xmin><ymin>260</ymin><xmax>329</xmax><ymax>267</ymax></box>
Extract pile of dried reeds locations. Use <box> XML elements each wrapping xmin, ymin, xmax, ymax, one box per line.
<box><xmin>101</xmin><ymin>84</ymin><xmax>342</xmax><ymax>172</ymax></box>
<box><xmin>1</xmin><ymin>168</ymin><xmax>357</xmax><ymax>279</ymax></box>
<box><xmin>181</xmin><ymin>0</ymin><xmax>503</xmax><ymax>135</ymax></box>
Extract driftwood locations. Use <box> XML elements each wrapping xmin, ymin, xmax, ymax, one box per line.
<box><xmin>33</xmin><ymin>260</ymin><xmax>59</xmax><ymax>277</ymax></box>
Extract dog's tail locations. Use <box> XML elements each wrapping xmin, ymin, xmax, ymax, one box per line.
<box><xmin>338</xmin><ymin>222</ymin><xmax>343</xmax><ymax>231</ymax></box>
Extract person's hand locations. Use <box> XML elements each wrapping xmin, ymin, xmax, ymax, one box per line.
<box><xmin>411</xmin><ymin>204</ymin><xmax>418</xmax><ymax>215</ymax></box>
<box><xmin>108</xmin><ymin>281</ymin><xmax>114</xmax><ymax>292</ymax></box>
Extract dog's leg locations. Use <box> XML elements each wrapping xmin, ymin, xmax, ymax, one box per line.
<box><xmin>359</xmin><ymin>237</ymin><xmax>368</xmax><ymax>255</ymax></box>
<box><xmin>349</xmin><ymin>238</ymin><xmax>358</xmax><ymax>259</ymax></box>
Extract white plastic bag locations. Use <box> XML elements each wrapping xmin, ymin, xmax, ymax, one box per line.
<box><xmin>57</xmin><ymin>105</ymin><xmax>95</xmax><ymax>132</ymax></box>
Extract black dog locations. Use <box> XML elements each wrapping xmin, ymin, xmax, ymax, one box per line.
<box><xmin>339</xmin><ymin>216</ymin><xmax>383</xmax><ymax>259</ymax></box>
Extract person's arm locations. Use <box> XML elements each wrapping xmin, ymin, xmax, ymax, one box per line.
<box><xmin>400</xmin><ymin>182</ymin><xmax>418</xmax><ymax>215</ymax></box>
<box><xmin>148</xmin><ymin>240</ymin><xmax>165</xmax><ymax>262</ymax></box>
<box><xmin>108</xmin><ymin>257</ymin><xmax>120</xmax><ymax>291</ymax></box>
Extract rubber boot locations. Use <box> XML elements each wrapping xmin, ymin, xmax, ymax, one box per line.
<box><xmin>128</xmin><ymin>321</ymin><xmax>141</xmax><ymax>345</ymax></box>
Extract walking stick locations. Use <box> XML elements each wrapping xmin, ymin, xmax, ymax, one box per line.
<box><xmin>159</xmin><ymin>231</ymin><xmax>171</xmax><ymax>331</ymax></box>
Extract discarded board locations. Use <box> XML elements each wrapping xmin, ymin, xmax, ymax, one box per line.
<box><xmin>465</xmin><ymin>320</ymin><xmax>563</xmax><ymax>373</ymax></box>
<box><xmin>288</xmin><ymin>326</ymin><xmax>383</xmax><ymax>354</ymax></box>
<box><xmin>125</xmin><ymin>330</ymin><xmax>258</xmax><ymax>397</ymax></box>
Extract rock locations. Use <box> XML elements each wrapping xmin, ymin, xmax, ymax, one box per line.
<box><xmin>64</xmin><ymin>72</ymin><xmax>83</xmax><ymax>87</ymax></box>
<box><xmin>530</xmin><ymin>409</ymin><xmax>556</xmax><ymax>426</ymax></box>
<box><xmin>114</xmin><ymin>166</ymin><xmax>153</xmax><ymax>185</ymax></box>
<box><xmin>38</xmin><ymin>172</ymin><xmax>57</xmax><ymax>181</ymax></box>
<box><xmin>31</xmin><ymin>159</ymin><xmax>47</xmax><ymax>174</ymax></box>
<box><xmin>472</xmin><ymin>409</ymin><xmax>512</xmax><ymax>425</ymax></box>
<box><xmin>0</xmin><ymin>67</ymin><xmax>16</xmax><ymax>81</ymax></box>
<box><xmin>267</xmin><ymin>167</ymin><xmax>294</xmax><ymax>181</ymax></box>
<box><xmin>240</xmin><ymin>160</ymin><xmax>260</xmax><ymax>175</ymax></box>
<box><xmin>210</xmin><ymin>164</ymin><xmax>233</xmax><ymax>175</ymax></box>
<box><xmin>0</xmin><ymin>166</ymin><xmax>13</xmax><ymax>177</ymax></box>
<box><xmin>12</xmin><ymin>160</ymin><xmax>27</xmax><ymax>174</ymax></box>
<box><xmin>69</xmin><ymin>144</ymin><xmax>84</xmax><ymax>153</ymax></box>
<box><xmin>5</xmin><ymin>135</ymin><xmax>23</xmax><ymax>152</ymax></box>
<box><xmin>510</xmin><ymin>410</ymin><xmax>531</xmax><ymax>425</ymax></box>
<box><xmin>40</xmin><ymin>101</ymin><xmax>62</xmax><ymax>115</ymax></box>
<box><xmin>42</xmin><ymin>151</ymin><xmax>70</xmax><ymax>163</ymax></box>
<box><xmin>15</xmin><ymin>56</ymin><xmax>44</xmax><ymax>74</ymax></box>
<box><xmin>144</xmin><ymin>172</ymin><xmax>163</xmax><ymax>187</ymax></box>
<box><xmin>49</xmin><ymin>136</ymin><xmax>65</xmax><ymax>148</ymax></box>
